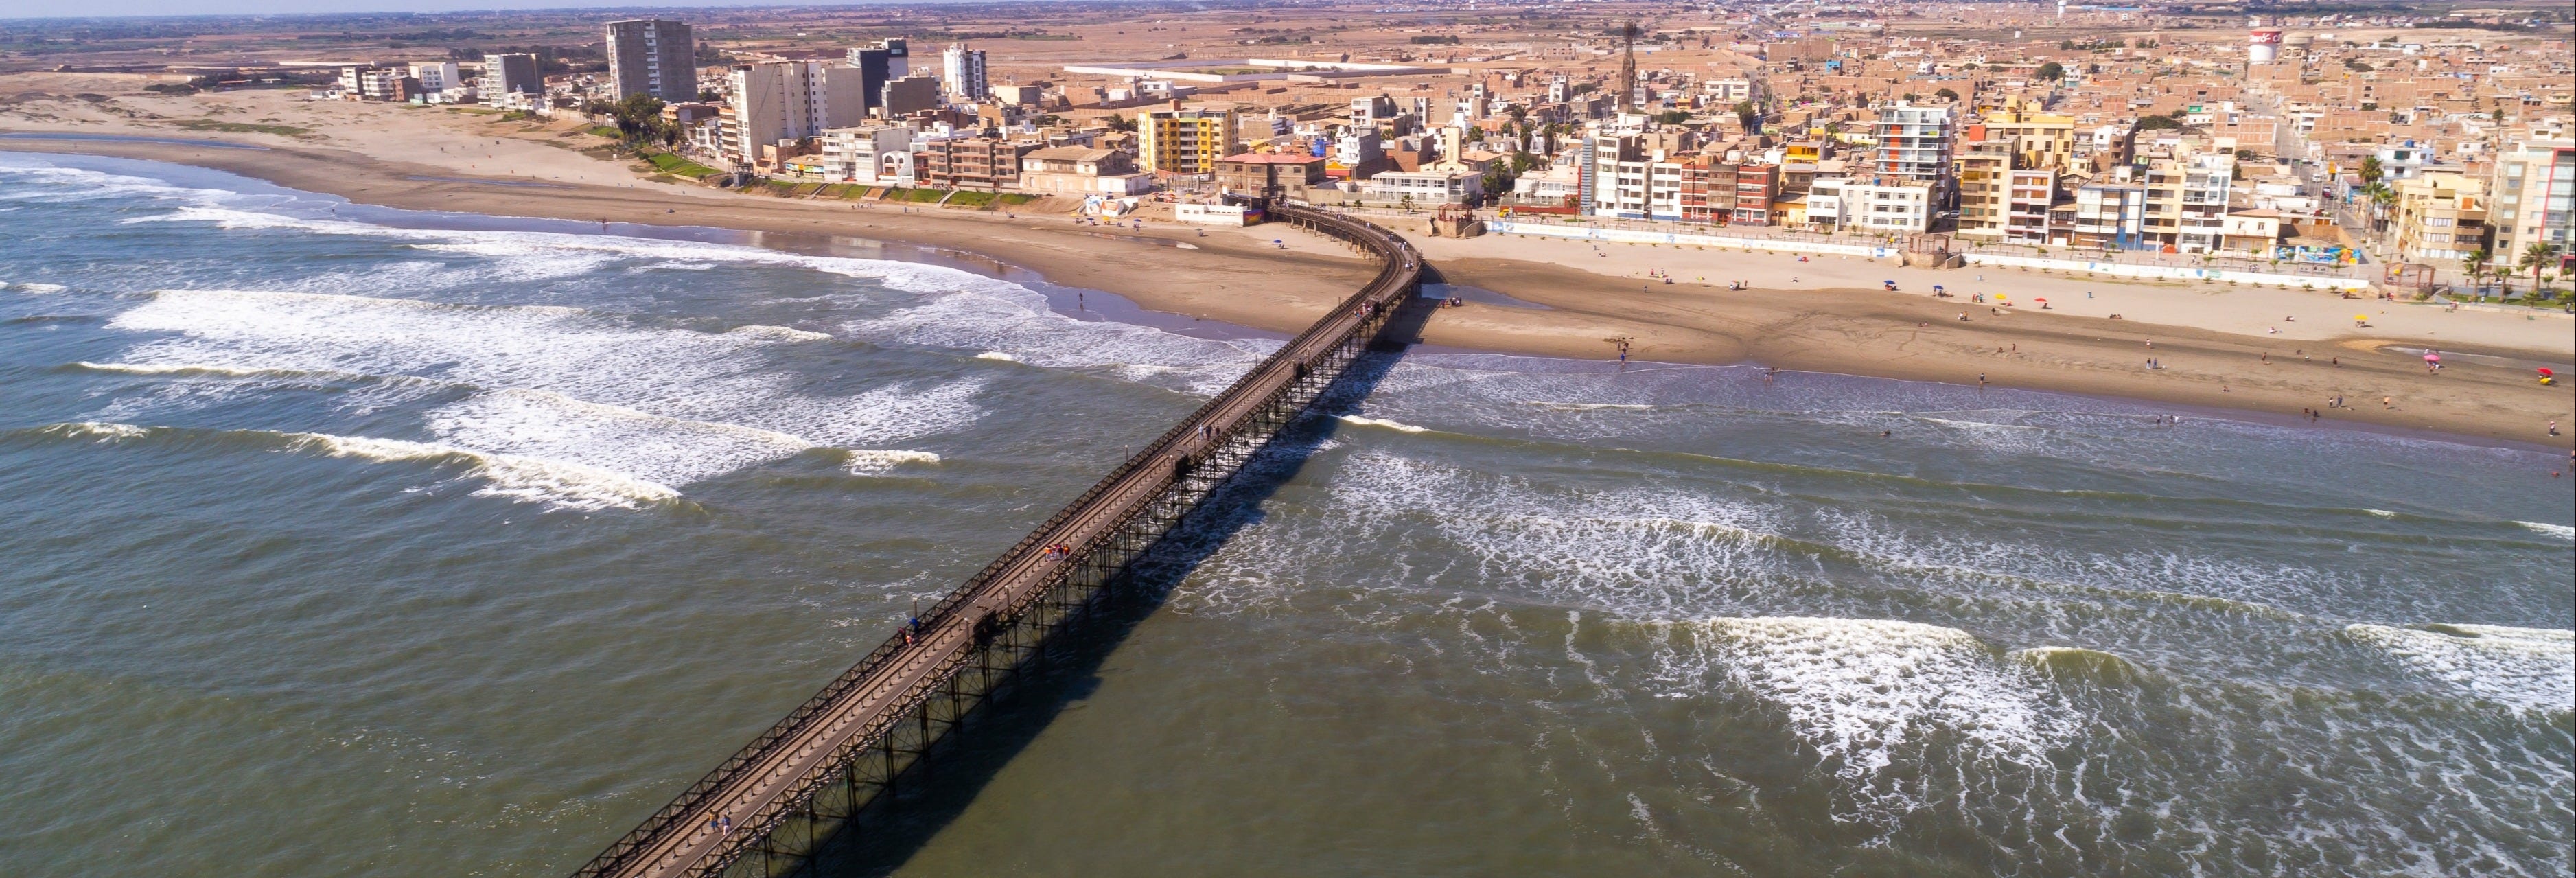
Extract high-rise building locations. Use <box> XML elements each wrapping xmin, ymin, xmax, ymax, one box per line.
<box><xmin>605</xmin><ymin>19</ymin><xmax>697</xmax><ymax>102</ymax></box>
<box><xmin>1137</xmin><ymin>106</ymin><xmax>1240</xmax><ymax>174</ymax></box>
<box><xmin>1872</xmin><ymin>104</ymin><xmax>1955</xmax><ymax>204</ymax></box>
<box><xmin>844</xmin><ymin>38</ymin><xmax>912</xmax><ymax>115</ymax></box>
<box><xmin>724</xmin><ymin>61</ymin><xmax>868</xmax><ymax>165</ymax></box>
<box><xmin>2490</xmin><ymin>137</ymin><xmax>2576</xmax><ymax>273</ymax></box>
<box><xmin>941</xmin><ymin>43</ymin><xmax>988</xmax><ymax>101</ymax></box>
<box><xmin>483</xmin><ymin>53</ymin><xmax>543</xmax><ymax>97</ymax></box>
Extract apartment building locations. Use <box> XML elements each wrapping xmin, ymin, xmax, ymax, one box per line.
<box><xmin>844</xmin><ymin>39</ymin><xmax>912</xmax><ymax>115</ymax></box>
<box><xmin>2490</xmin><ymin>137</ymin><xmax>2575</xmax><ymax>270</ymax></box>
<box><xmin>2070</xmin><ymin>180</ymin><xmax>2148</xmax><ymax>250</ymax></box>
<box><xmin>2134</xmin><ymin>151</ymin><xmax>2236</xmax><ymax>253</ymax></box>
<box><xmin>2393</xmin><ymin>173</ymin><xmax>2490</xmax><ymax>265</ymax></box>
<box><xmin>1020</xmin><ymin>146</ymin><xmax>1152</xmax><ymax>196</ymax></box>
<box><xmin>818</xmin><ymin>124</ymin><xmax>914</xmax><ymax>185</ymax></box>
<box><xmin>918</xmin><ymin>137</ymin><xmax>1035</xmax><ymax>191</ymax></box>
<box><xmin>1676</xmin><ymin>159</ymin><xmax>1780</xmax><ymax>225</ymax></box>
<box><xmin>941</xmin><ymin>43</ymin><xmax>988</xmax><ymax>101</ymax></box>
<box><xmin>407</xmin><ymin>62</ymin><xmax>461</xmax><ymax>93</ymax></box>
<box><xmin>1359</xmin><ymin>170</ymin><xmax>1483</xmax><ymax>206</ymax></box>
<box><xmin>1216</xmin><ymin>152</ymin><xmax>1328</xmax><ymax>200</ymax></box>
<box><xmin>1872</xmin><ymin>104</ymin><xmax>1955</xmax><ymax>205</ymax></box>
<box><xmin>483</xmin><ymin>53</ymin><xmax>542</xmax><ymax>97</ymax></box>
<box><xmin>1953</xmin><ymin>140</ymin><xmax>2013</xmax><ymax>240</ymax></box>
<box><xmin>604</xmin><ymin>19</ymin><xmax>696</xmax><ymax>102</ymax></box>
<box><xmin>1810</xmin><ymin>177</ymin><xmax>1936</xmax><ymax>232</ymax></box>
<box><xmin>725</xmin><ymin>61</ymin><xmax>868</xmax><ymax>165</ymax></box>
<box><xmin>1137</xmin><ymin>106</ymin><xmax>1240</xmax><ymax>174</ymax></box>
<box><xmin>1977</xmin><ymin>105</ymin><xmax>2077</xmax><ymax>172</ymax></box>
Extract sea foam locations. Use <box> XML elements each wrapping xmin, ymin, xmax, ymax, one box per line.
<box><xmin>2345</xmin><ymin>623</ymin><xmax>2576</xmax><ymax>714</ymax></box>
<box><xmin>26</xmin><ymin>421</ymin><xmax>681</xmax><ymax>510</ymax></box>
<box><xmin>1647</xmin><ymin>616</ymin><xmax>2077</xmax><ymax>826</ymax></box>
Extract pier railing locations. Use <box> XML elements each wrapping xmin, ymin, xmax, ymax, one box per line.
<box><xmin>569</xmin><ymin>205</ymin><xmax>1422</xmax><ymax>878</ymax></box>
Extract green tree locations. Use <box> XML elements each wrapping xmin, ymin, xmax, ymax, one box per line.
<box><xmin>2461</xmin><ymin>247</ymin><xmax>2489</xmax><ymax>292</ymax></box>
<box><xmin>2358</xmin><ymin>155</ymin><xmax>2384</xmax><ymax>186</ymax></box>
<box><xmin>2037</xmin><ymin>62</ymin><xmax>2065</xmax><ymax>81</ymax></box>
<box><xmin>2518</xmin><ymin>242</ymin><xmax>2556</xmax><ymax>294</ymax></box>
<box><xmin>1934</xmin><ymin>87</ymin><xmax>1959</xmax><ymax>101</ymax></box>
<box><xmin>1656</xmin><ymin>109</ymin><xmax>1691</xmax><ymax>125</ymax></box>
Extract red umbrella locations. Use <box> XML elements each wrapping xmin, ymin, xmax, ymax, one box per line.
<box><xmin>2541</xmin><ymin>368</ymin><xmax>2556</xmax><ymax>377</ymax></box>
<box><xmin>2034</xmin><ymin>297</ymin><xmax>2048</xmax><ymax>303</ymax></box>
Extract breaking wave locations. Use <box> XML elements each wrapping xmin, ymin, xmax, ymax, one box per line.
<box><xmin>1641</xmin><ymin>616</ymin><xmax>2079</xmax><ymax>827</ymax></box>
<box><xmin>18</xmin><ymin>421</ymin><xmax>682</xmax><ymax>510</ymax></box>
<box><xmin>2345</xmin><ymin>623</ymin><xmax>2575</xmax><ymax>714</ymax></box>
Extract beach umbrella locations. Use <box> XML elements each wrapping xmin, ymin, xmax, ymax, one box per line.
<box><xmin>2034</xmin><ymin>297</ymin><xmax>2048</xmax><ymax>303</ymax></box>
<box><xmin>2542</xmin><ymin>368</ymin><xmax>2557</xmax><ymax>377</ymax></box>
<box><xmin>2423</xmin><ymin>354</ymin><xmax>2439</xmax><ymax>362</ymax></box>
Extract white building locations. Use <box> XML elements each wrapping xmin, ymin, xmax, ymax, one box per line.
<box><xmin>941</xmin><ymin>43</ymin><xmax>988</xmax><ymax>101</ymax></box>
<box><xmin>2490</xmin><ymin>137</ymin><xmax>2575</xmax><ymax>268</ymax></box>
<box><xmin>1705</xmin><ymin>78</ymin><xmax>1754</xmax><ymax>102</ymax></box>
<box><xmin>1872</xmin><ymin>104</ymin><xmax>1955</xmax><ymax>203</ymax></box>
<box><xmin>1809</xmin><ymin>177</ymin><xmax>1936</xmax><ymax>231</ymax></box>
<box><xmin>407</xmin><ymin>62</ymin><xmax>461</xmax><ymax>92</ymax></box>
<box><xmin>1360</xmin><ymin>170</ymin><xmax>1483</xmax><ymax>205</ymax></box>
<box><xmin>726</xmin><ymin>61</ymin><xmax>869</xmax><ymax>165</ymax></box>
<box><xmin>819</xmin><ymin>124</ymin><xmax>916</xmax><ymax>185</ymax></box>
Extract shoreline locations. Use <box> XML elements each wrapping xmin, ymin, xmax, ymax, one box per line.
<box><xmin>3</xmin><ymin>132</ymin><xmax>2571</xmax><ymax>450</ymax></box>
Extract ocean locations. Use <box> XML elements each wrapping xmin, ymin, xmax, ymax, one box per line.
<box><xmin>1</xmin><ymin>152</ymin><xmax>2568</xmax><ymax>877</ymax></box>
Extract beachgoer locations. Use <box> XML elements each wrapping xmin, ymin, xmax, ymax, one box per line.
<box><xmin>2382</xmin><ymin>397</ymin><xmax>2393</xmax><ymax>409</ymax></box>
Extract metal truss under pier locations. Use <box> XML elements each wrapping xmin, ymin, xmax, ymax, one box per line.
<box><xmin>570</xmin><ymin>205</ymin><xmax>1425</xmax><ymax>878</ymax></box>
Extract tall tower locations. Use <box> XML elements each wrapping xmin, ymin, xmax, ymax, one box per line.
<box><xmin>1616</xmin><ymin>20</ymin><xmax>1639</xmax><ymax>115</ymax></box>
<box><xmin>604</xmin><ymin>19</ymin><xmax>696</xmax><ymax>101</ymax></box>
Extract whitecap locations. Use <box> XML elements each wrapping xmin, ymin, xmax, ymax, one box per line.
<box><xmin>103</xmin><ymin>288</ymin><xmax>986</xmax><ymax>450</ymax></box>
<box><xmin>1335</xmin><ymin>415</ymin><xmax>1429</xmax><ymax>433</ymax></box>
<box><xmin>27</xmin><ymin>421</ymin><xmax>679</xmax><ymax>511</ymax></box>
<box><xmin>2346</xmin><ymin>623</ymin><xmax>2576</xmax><ymax>714</ymax></box>
<box><xmin>842</xmin><ymin>449</ymin><xmax>942</xmax><ymax>474</ymax></box>
<box><xmin>40</xmin><ymin>421</ymin><xmax>152</xmax><ymax>441</ymax></box>
<box><xmin>1645</xmin><ymin>616</ymin><xmax>2078</xmax><ymax>826</ymax></box>
<box><xmin>975</xmin><ymin>351</ymin><xmax>1019</xmax><ymax>362</ymax></box>
<box><xmin>423</xmin><ymin>389</ymin><xmax>817</xmax><ymax>489</ymax></box>
<box><xmin>2514</xmin><ymin>520</ymin><xmax>2574</xmax><ymax>541</ymax></box>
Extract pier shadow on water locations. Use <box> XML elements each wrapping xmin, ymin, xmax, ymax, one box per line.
<box><xmin>801</xmin><ymin>290</ymin><xmax>1439</xmax><ymax>877</ymax></box>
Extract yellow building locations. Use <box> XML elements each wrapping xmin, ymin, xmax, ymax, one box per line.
<box><xmin>2393</xmin><ymin>172</ymin><xmax>2490</xmax><ymax>265</ymax></box>
<box><xmin>1977</xmin><ymin>104</ymin><xmax>2078</xmax><ymax>172</ymax></box>
<box><xmin>1137</xmin><ymin>106</ymin><xmax>1240</xmax><ymax>174</ymax></box>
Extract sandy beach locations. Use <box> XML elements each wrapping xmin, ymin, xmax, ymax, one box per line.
<box><xmin>4</xmin><ymin>77</ymin><xmax>2571</xmax><ymax>448</ymax></box>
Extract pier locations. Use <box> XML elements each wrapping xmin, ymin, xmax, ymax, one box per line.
<box><xmin>570</xmin><ymin>205</ymin><xmax>1424</xmax><ymax>878</ymax></box>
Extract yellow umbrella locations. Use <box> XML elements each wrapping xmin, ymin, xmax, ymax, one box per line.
<box><xmin>2353</xmin><ymin>314</ymin><xmax>2369</xmax><ymax>321</ymax></box>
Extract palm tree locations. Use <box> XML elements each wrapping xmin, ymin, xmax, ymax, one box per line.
<box><xmin>2358</xmin><ymin>156</ymin><xmax>2384</xmax><ymax>187</ymax></box>
<box><xmin>2461</xmin><ymin>247</ymin><xmax>2489</xmax><ymax>294</ymax></box>
<box><xmin>2518</xmin><ymin>242</ymin><xmax>2555</xmax><ymax>297</ymax></box>
<box><xmin>2359</xmin><ymin>182</ymin><xmax>2396</xmax><ymax>235</ymax></box>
